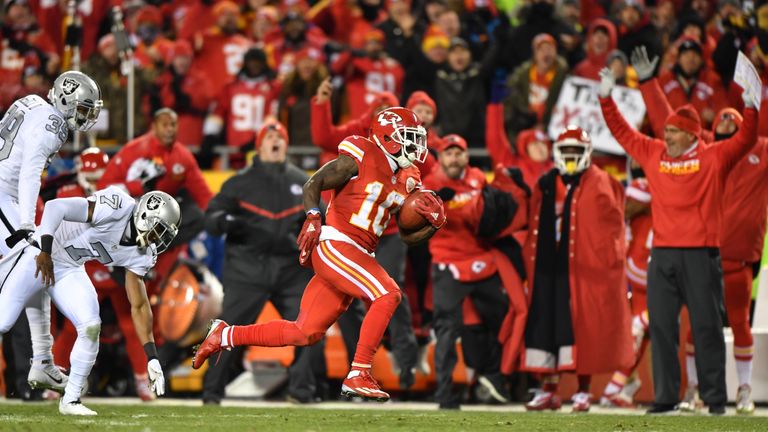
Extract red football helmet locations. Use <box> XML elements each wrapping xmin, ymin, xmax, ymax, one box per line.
<box><xmin>553</xmin><ymin>125</ymin><xmax>592</xmax><ymax>175</ymax></box>
<box><xmin>76</xmin><ymin>147</ymin><xmax>109</xmax><ymax>195</ymax></box>
<box><xmin>370</xmin><ymin>107</ymin><xmax>427</xmax><ymax>169</ymax></box>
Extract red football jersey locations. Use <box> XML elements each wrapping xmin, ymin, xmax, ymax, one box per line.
<box><xmin>213</xmin><ymin>77</ymin><xmax>280</xmax><ymax>148</ymax></box>
<box><xmin>191</xmin><ymin>32</ymin><xmax>252</xmax><ymax>96</ymax></box>
<box><xmin>625</xmin><ymin>178</ymin><xmax>652</xmax><ymax>288</ymax></box>
<box><xmin>333</xmin><ymin>53</ymin><xmax>404</xmax><ymax>117</ymax></box>
<box><xmin>324</xmin><ymin>135</ymin><xmax>421</xmax><ymax>253</ymax></box>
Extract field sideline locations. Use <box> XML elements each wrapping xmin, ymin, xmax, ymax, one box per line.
<box><xmin>2</xmin><ymin>398</ymin><xmax>768</xmax><ymax>431</ymax></box>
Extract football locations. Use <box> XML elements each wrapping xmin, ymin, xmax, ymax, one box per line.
<box><xmin>398</xmin><ymin>191</ymin><xmax>431</xmax><ymax>231</ymax></box>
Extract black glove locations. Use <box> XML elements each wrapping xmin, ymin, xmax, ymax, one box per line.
<box><xmin>436</xmin><ymin>187</ymin><xmax>456</xmax><ymax>202</ymax></box>
<box><xmin>503</xmin><ymin>166</ymin><xmax>532</xmax><ymax>197</ymax></box>
<box><xmin>5</xmin><ymin>229</ymin><xmax>34</xmax><ymax>249</ymax></box>
<box><xmin>218</xmin><ymin>213</ymin><xmax>246</xmax><ymax>236</ymax></box>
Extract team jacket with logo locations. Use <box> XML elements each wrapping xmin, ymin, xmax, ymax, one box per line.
<box><xmin>97</xmin><ymin>132</ymin><xmax>212</xmax><ymax>210</ymax></box>
<box><xmin>423</xmin><ymin>165</ymin><xmax>496</xmax><ymax>282</ymax></box>
<box><xmin>0</xmin><ymin>95</ymin><xmax>68</xmax><ymax>228</ymax></box>
<box><xmin>600</xmin><ymin>96</ymin><xmax>757</xmax><ymax>248</ymax></box>
<box><xmin>48</xmin><ymin>186</ymin><xmax>156</xmax><ymax>277</ymax></box>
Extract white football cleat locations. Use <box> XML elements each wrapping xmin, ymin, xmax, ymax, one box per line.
<box><xmin>59</xmin><ymin>399</ymin><xmax>97</xmax><ymax>416</ymax></box>
<box><xmin>678</xmin><ymin>385</ymin><xmax>703</xmax><ymax>413</ymax></box>
<box><xmin>28</xmin><ymin>360</ymin><xmax>68</xmax><ymax>394</ymax></box>
<box><xmin>736</xmin><ymin>384</ymin><xmax>755</xmax><ymax>415</ymax></box>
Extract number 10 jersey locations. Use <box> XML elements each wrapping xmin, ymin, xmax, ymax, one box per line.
<box><xmin>50</xmin><ymin>186</ymin><xmax>157</xmax><ymax>277</ymax></box>
<box><xmin>324</xmin><ymin>136</ymin><xmax>421</xmax><ymax>254</ymax></box>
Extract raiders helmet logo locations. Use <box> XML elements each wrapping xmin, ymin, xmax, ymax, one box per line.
<box><xmin>377</xmin><ymin>111</ymin><xmax>402</xmax><ymax>127</ymax></box>
<box><xmin>146</xmin><ymin>194</ymin><xmax>164</xmax><ymax>211</ymax></box>
<box><xmin>62</xmin><ymin>78</ymin><xmax>80</xmax><ymax>95</ymax></box>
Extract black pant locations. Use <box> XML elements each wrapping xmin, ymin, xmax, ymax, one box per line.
<box><xmin>647</xmin><ymin>247</ymin><xmax>726</xmax><ymax>406</ymax></box>
<box><xmin>202</xmin><ymin>258</ymin><xmax>323</xmax><ymax>402</ymax></box>
<box><xmin>432</xmin><ymin>266</ymin><xmax>509</xmax><ymax>406</ymax></box>
<box><xmin>337</xmin><ymin>233</ymin><xmax>418</xmax><ymax>375</ymax></box>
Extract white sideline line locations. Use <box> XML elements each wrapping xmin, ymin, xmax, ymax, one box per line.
<box><xmin>1</xmin><ymin>398</ymin><xmax>766</xmax><ymax>416</ymax></box>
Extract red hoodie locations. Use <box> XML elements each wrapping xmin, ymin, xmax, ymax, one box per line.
<box><xmin>573</xmin><ymin>19</ymin><xmax>617</xmax><ymax>81</ymax></box>
<box><xmin>485</xmin><ymin>104</ymin><xmax>553</xmax><ymax>187</ymax></box>
<box><xmin>600</xmin><ymin>95</ymin><xmax>757</xmax><ymax>248</ymax></box>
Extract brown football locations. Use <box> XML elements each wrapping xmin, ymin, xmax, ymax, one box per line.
<box><xmin>398</xmin><ymin>191</ymin><xmax>430</xmax><ymax>231</ymax></box>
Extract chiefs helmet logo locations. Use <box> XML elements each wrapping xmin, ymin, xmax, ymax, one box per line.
<box><xmin>377</xmin><ymin>111</ymin><xmax>402</xmax><ymax>127</ymax></box>
<box><xmin>146</xmin><ymin>195</ymin><xmax>164</xmax><ymax>211</ymax></box>
<box><xmin>62</xmin><ymin>78</ymin><xmax>80</xmax><ymax>95</ymax></box>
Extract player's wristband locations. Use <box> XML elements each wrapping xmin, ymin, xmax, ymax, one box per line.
<box><xmin>307</xmin><ymin>208</ymin><xmax>321</xmax><ymax>216</ymax></box>
<box><xmin>40</xmin><ymin>235</ymin><xmax>53</xmax><ymax>254</ymax></box>
<box><xmin>144</xmin><ymin>342</ymin><xmax>159</xmax><ymax>361</ymax></box>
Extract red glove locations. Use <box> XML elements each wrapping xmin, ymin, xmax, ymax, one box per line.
<box><xmin>297</xmin><ymin>210</ymin><xmax>322</xmax><ymax>267</ymax></box>
<box><xmin>414</xmin><ymin>192</ymin><xmax>446</xmax><ymax>229</ymax></box>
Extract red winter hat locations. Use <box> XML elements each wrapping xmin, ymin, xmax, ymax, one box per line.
<box><xmin>295</xmin><ymin>46</ymin><xmax>326</xmax><ymax>64</ymax></box>
<box><xmin>532</xmin><ymin>33</ymin><xmax>556</xmax><ymax>50</ymax></box>
<box><xmin>665</xmin><ymin>105</ymin><xmax>701</xmax><ymax>136</ymax></box>
<box><xmin>516</xmin><ymin>129</ymin><xmax>551</xmax><ymax>156</ymax></box>
<box><xmin>169</xmin><ymin>39</ymin><xmax>193</xmax><ymax>59</ymax></box>
<box><xmin>256</xmin><ymin>120</ymin><xmax>288</xmax><ymax>149</ymax></box>
<box><xmin>712</xmin><ymin>107</ymin><xmax>743</xmax><ymax>133</ymax></box>
<box><xmin>135</xmin><ymin>5</ymin><xmax>163</xmax><ymax>27</ymax></box>
<box><xmin>406</xmin><ymin>91</ymin><xmax>437</xmax><ymax>116</ymax></box>
<box><xmin>369</xmin><ymin>91</ymin><xmax>399</xmax><ymax>109</ymax></box>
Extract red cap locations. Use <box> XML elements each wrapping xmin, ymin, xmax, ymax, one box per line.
<box><xmin>626</xmin><ymin>178</ymin><xmax>651</xmax><ymax>204</ymax></box>
<box><xmin>441</xmin><ymin>134</ymin><xmax>468</xmax><ymax>152</ymax></box>
<box><xmin>256</xmin><ymin>120</ymin><xmax>289</xmax><ymax>149</ymax></box>
<box><xmin>665</xmin><ymin>105</ymin><xmax>701</xmax><ymax>136</ymax></box>
<box><xmin>532</xmin><ymin>33</ymin><xmax>556</xmax><ymax>50</ymax></box>
<box><xmin>406</xmin><ymin>91</ymin><xmax>437</xmax><ymax>116</ymax></box>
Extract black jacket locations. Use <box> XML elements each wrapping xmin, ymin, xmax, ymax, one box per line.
<box><xmin>205</xmin><ymin>159</ymin><xmax>309</xmax><ymax>282</ymax></box>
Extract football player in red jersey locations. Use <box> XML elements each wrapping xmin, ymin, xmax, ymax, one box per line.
<box><xmin>51</xmin><ymin>148</ymin><xmax>156</xmax><ymax>401</ymax></box>
<box><xmin>192</xmin><ymin>107</ymin><xmax>445</xmax><ymax>401</ymax></box>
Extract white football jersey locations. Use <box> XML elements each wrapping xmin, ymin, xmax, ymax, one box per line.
<box><xmin>51</xmin><ymin>186</ymin><xmax>157</xmax><ymax>277</ymax></box>
<box><xmin>0</xmin><ymin>94</ymin><xmax>68</xmax><ymax>227</ymax></box>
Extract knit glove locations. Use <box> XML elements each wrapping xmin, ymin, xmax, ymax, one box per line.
<box><xmin>598</xmin><ymin>67</ymin><xmax>616</xmax><ymax>98</ymax></box>
<box><xmin>631</xmin><ymin>46</ymin><xmax>659</xmax><ymax>83</ymax></box>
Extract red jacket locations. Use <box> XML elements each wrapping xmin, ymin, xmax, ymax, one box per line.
<box><xmin>600</xmin><ymin>96</ymin><xmax>758</xmax><ymax>248</ymax></box>
<box><xmin>97</xmin><ymin>132</ymin><xmax>213</xmax><ymax>210</ymax></box>
<box><xmin>522</xmin><ymin>166</ymin><xmax>633</xmax><ymax>374</ymax></box>
<box><xmin>640</xmin><ymin>78</ymin><xmax>768</xmax><ymax>261</ymax></box>
<box><xmin>657</xmin><ymin>68</ymin><xmax>728</xmax><ymax>128</ymax></box>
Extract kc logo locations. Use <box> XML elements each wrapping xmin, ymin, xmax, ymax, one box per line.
<box><xmin>377</xmin><ymin>111</ymin><xmax>402</xmax><ymax>127</ymax></box>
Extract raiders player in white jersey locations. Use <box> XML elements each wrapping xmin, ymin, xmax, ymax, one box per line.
<box><xmin>0</xmin><ymin>186</ymin><xmax>181</xmax><ymax>415</ymax></box>
<box><xmin>0</xmin><ymin>70</ymin><xmax>102</xmax><ymax>395</ymax></box>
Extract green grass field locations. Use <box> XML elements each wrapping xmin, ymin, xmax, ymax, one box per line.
<box><xmin>2</xmin><ymin>403</ymin><xmax>768</xmax><ymax>432</ymax></box>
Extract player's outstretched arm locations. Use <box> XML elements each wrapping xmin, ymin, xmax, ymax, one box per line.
<box><xmin>125</xmin><ymin>270</ymin><xmax>165</xmax><ymax>397</ymax></box>
<box><xmin>302</xmin><ymin>154</ymin><xmax>359</xmax><ymax>211</ymax></box>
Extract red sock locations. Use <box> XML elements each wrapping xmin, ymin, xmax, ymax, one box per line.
<box><xmin>352</xmin><ymin>292</ymin><xmax>401</xmax><ymax>367</ymax></box>
<box><xmin>230</xmin><ymin>320</ymin><xmax>309</xmax><ymax>347</ymax></box>
<box><xmin>542</xmin><ymin>374</ymin><xmax>559</xmax><ymax>392</ymax></box>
